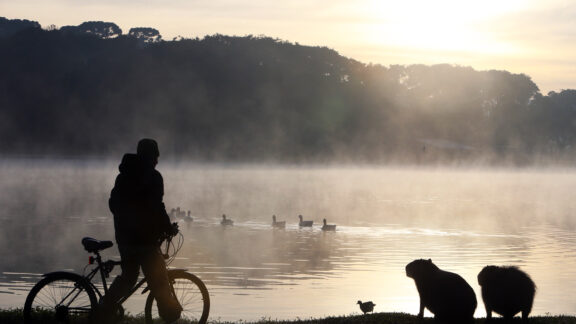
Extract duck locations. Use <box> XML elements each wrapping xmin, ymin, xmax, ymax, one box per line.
<box><xmin>357</xmin><ymin>300</ymin><xmax>375</xmax><ymax>314</ymax></box>
<box><xmin>220</xmin><ymin>214</ymin><xmax>234</xmax><ymax>226</ymax></box>
<box><xmin>298</xmin><ymin>214</ymin><xmax>313</xmax><ymax>227</ymax></box>
<box><xmin>321</xmin><ymin>218</ymin><xmax>337</xmax><ymax>231</ymax></box>
<box><xmin>272</xmin><ymin>215</ymin><xmax>286</xmax><ymax>228</ymax></box>
<box><xmin>184</xmin><ymin>211</ymin><xmax>193</xmax><ymax>222</ymax></box>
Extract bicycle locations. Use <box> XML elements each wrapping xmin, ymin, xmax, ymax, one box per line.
<box><xmin>23</xmin><ymin>229</ymin><xmax>210</xmax><ymax>324</ymax></box>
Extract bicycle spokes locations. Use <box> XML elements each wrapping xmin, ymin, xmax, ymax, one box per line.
<box><xmin>24</xmin><ymin>274</ymin><xmax>97</xmax><ymax>324</ymax></box>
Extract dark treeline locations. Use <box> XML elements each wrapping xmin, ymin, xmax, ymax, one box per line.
<box><xmin>2</xmin><ymin>17</ymin><xmax>576</xmax><ymax>165</ymax></box>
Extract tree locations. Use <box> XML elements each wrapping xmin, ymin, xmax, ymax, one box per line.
<box><xmin>0</xmin><ymin>17</ymin><xmax>41</xmax><ymax>38</ymax></box>
<box><xmin>128</xmin><ymin>27</ymin><xmax>162</xmax><ymax>43</ymax></box>
<box><xmin>2</xmin><ymin>20</ymin><xmax>576</xmax><ymax>164</ymax></box>
<box><xmin>61</xmin><ymin>21</ymin><xmax>122</xmax><ymax>39</ymax></box>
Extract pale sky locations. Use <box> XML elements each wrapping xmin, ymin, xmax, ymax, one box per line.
<box><xmin>2</xmin><ymin>0</ymin><xmax>576</xmax><ymax>93</ymax></box>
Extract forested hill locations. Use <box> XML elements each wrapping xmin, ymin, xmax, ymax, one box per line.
<box><xmin>2</xmin><ymin>17</ymin><xmax>576</xmax><ymax>165</ymax></box>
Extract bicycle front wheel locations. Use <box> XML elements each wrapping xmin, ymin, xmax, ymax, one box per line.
<box><xmin>23</xmin><ymin>272</ymin><xmax>97</xmax><ymax>324</ymax></box>
<box><xmin>145</xmin><ymin>270</ymin><xmax>210</xmax><ymax>324</ymax></box>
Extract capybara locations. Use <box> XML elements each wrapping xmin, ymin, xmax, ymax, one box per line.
<box><xmin>406</xmin><ymin>259</ymin><xmax>477</xmax><ymax>323</ymax></box>
<box><xmin>478</xmin><ymin>265</ymin><xmax>536</xmax><ymax>322</ymax></box>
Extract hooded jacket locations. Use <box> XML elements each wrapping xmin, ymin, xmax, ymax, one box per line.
<box><xmin>109</xmin><ymin>153</ymin><xmax>172</xmax><ymax>245</ymax></box>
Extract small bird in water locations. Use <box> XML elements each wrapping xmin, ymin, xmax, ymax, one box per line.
<box><xmin>357</xmin><ymin>300</ymin><xmax>376</xmax><ymax>314</ymax></box>
<box><xmin>272</xmin><ymin>215</ymin><xmax>286</xmax><ymax>228</ymax></box>
<box><xmin>184</xmin><ymin>211</ymin><xmax>193</xmax><ymax>222</ymax></box>
<box><xmin>321</xmin><ymin>218</ymin><xmax>337</xmax><ymax>231</ymax></box>
<box><xmin>298</xmin><ymin>215</ymin><xmax>313</xmax><ymax>227</ymax></box>
<box><xmin>221</xmin><ymin>214</ymin><xmax>233</xmax><ymax>226</ymax></box>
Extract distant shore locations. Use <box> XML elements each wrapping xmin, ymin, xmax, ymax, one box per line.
<box><xmin>2</xmin><ymin>309</ymin><xmax>576</xmax><ymax>324</ymax></box>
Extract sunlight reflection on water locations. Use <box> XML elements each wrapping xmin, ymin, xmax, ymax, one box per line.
<box><xmin>163</xmin><ymin>221</ymin><xmax>576</xmax><ymax>321</ymax></box>
<box><xmin>1</xmin><ymin>162</ymin><xmax>575</xmax><ymax>321</ymax></box>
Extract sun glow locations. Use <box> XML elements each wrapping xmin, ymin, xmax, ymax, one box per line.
<box><xmin>358</xmin><ymin>0</ymin><xmax>530</xmax><ymax>56</ymax></box>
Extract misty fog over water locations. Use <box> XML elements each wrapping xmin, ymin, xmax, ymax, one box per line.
<box><xmin>1</xmin><ymin>159</ymin><xmax>575</xmax><ymax>321</ymax></box>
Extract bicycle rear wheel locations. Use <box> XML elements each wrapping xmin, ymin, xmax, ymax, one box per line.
<box><xmin>23</xmin><ymin>272</ymin><xmax>97</xmax><ymax>324</ymax></box>
<box><xmin>145</xmin><ymin>270</ymin><xmax>210</xmax><ymax>324</ymax></box>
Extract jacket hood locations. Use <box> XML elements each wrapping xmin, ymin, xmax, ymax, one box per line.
<box><xmin>118</xmin><ymin>153</ymin><xmax>143</xmax><ymax>174</ymax></box>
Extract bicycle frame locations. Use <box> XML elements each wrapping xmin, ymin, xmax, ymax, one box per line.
<box><xmin>56</xmin><ymin>233</ymin><xmax>182</xmax><ymax>304</ymax></box>
<box><xmin>90</xmin><ymin>251</ymin><xmax>152</xmax><ymax>305</ymax></box>
<box><xmin>81</xmin><ymin>250</ymin><xmax>186</xmax><ymax>306</ymax></box>
<box><xmin>42</xmin><ymin>250</ymin><xmax>151</xmax><ymax>307</ymax></box>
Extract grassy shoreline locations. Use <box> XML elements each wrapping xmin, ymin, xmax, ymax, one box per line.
<box><xmin>2</xmin><ymin>309</ymin><xmax>576</xmax><ymax>324</ymax></box>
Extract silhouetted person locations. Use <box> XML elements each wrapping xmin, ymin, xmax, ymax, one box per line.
<box><xmin>406</xmin><ymin>259</ymin><xmax>476</xmax><ymax>323</ymax></box>
<box><xmin>98</xmin><ymin>139</ymin><xmax>181</xmax><ymax>322</ymax></box>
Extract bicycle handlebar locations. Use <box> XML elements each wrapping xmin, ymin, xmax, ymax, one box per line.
<box><xmin>159</xmin><ymin>222</ymin><xmax>183</xmax><ymax>264</ymax></box>
<box><xmin>159</xmin><ymin>222</ymin><xmax>180</xmax><ymax>242</ymax></box>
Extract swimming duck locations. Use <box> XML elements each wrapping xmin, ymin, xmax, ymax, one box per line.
<box><xmin>322</xmin><ymin>218</ymin><xmax>336</xmax><ymax>231</ymax></box>
<box><xmin>298</xmin><ymin>214</ymin><xmax>313</xmax><ymax>227</ymax></box>
<box><xmin>221</xmin><ymin>214</ymin><xmax>234</xmax><ymax>226</ymax></box>
<box><xmin>272</xmin><ymin>215</ymin><xmax>286</xmax><ymax>228</ymax></box>
<box><xmin>357</xmin><ymin>300</ymin><xmax>375</xmax><ymax>314</ymax></box>
<box><xmin>184</xmin><ymin>211</ymin><xmax>193</xmax><ymax>222</ymax></box>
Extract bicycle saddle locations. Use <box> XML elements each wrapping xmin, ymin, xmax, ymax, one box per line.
<box><xmin>82</xmin><ymin>237</ymin><xmax>113</xmax><ymax>253</ymax></box>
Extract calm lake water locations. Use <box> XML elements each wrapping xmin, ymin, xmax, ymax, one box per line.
<box><xmin>1</xmin><ymin>160</ymin><xmax>575</xmax><ymax>321</ymax></box>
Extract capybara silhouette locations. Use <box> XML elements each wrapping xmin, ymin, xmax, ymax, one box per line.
<box><xmin>478</xmin><ymin>265</ymin><xmax>536</xmax><ymax>322</ymax></box>
<box><xmin>406</xmin><ymin>259</ymin><xmax>477</xmax><ymax>323</ymax></box>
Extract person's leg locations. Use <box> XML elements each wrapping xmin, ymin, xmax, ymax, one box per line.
<box><xmin>100</xmin><ymin>245</ymin><xmax>140</xmax><ymax>307</ymax></box>
<box><xmin>141</xmin><ymin>246</ymin><xmax>182</xmax><ymax>322</ymax></box>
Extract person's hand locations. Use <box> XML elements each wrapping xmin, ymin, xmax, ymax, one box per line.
<box><xmin>168</xmin><ymin>222</ymin><xmax>179</xmax><ymax>236</ymax></box>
